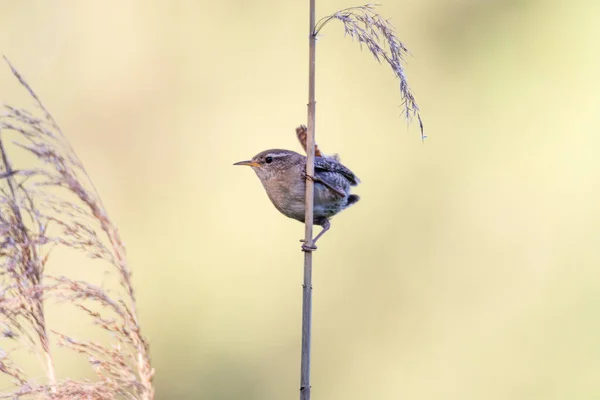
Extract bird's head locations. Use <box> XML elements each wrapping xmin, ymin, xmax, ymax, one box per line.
<box><xmin>234</xmin><ymin>149</ymin><xmax>303</xmax><ymax>182</ymax></box>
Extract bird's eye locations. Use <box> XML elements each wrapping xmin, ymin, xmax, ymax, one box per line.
<box><xmin>265</xmin><ymin>156</ymin><xmax>273</xmax><ymax>164</ymax></box>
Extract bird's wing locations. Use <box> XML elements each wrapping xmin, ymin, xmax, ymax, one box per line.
<box><xmin>314</xmin><ymin>157</ymin><xmax>360</xmax><ymax>186</ymax></box>
<box><xmin>308</xmin><ymin>172</ymin><xmax>346</xmax><ymax>197</ymax></box>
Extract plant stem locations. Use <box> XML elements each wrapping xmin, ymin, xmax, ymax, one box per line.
<box><xmin>0</xmin><ymin>134</ymin><xmax>57</xmax><ymax>392</ymax></box>
<box><xmin>300</xmin><ymin>0</ymin><xmax>316</xmax><ymax>399</ymax></box>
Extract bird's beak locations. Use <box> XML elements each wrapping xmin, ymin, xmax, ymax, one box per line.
<box><xmin>233</xmin><ymin>160</ymin><xmax>260</xmax><ymax>167</ymax></box>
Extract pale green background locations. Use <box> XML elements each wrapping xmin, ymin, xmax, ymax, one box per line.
<box><xmin>1</xmin><ymin>0</ymin><xmax>600</xmax><ymax>399</ymax></box>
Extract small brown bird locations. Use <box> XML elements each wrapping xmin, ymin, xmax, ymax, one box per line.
<box><xmin>234</xmin><ymin>126</ymin><xmax>360</xmax><ymax>251</ymax></box>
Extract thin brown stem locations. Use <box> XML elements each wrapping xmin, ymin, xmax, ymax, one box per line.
<box><xmin>300</xmin><ymin>0</ymin><xmax>316</xmax><ymax>399</ymax></box>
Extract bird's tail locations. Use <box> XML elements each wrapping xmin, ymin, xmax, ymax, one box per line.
<box><xmin>346</xmin><ymin>194</ymin><xmax>360</xmax><ymax>207</ymax></box>
<box><xmin>296</xmin><ymin>125</ymin><xmax>323</xmax><ymax>157</ymax></box>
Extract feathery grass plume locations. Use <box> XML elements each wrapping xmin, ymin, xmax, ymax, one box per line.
<box><xmin>314</xmin><ymin>3</ymin><xmax>425</xmax><ymax>139</ymax></box>
<box><xmin>0</xmin><ymin>58</ymin><xmax>154</xmax><ymax>399</ymax></box>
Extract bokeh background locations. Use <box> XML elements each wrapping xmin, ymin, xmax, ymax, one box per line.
<box><xmin>1</xmin><ymin>0</ymin><xmax>600</xmax><ymax>398</ymax></box>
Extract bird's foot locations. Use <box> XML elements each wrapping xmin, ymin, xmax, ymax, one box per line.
<box><xmin>301</xmin><ymin>171</ymin><xmax>316</xmax><ymax>182</ymax></box>
<box><xmin>300</xmin><ymin>239</ymin><xmax>317</xmax><ymax>252</ymax></box>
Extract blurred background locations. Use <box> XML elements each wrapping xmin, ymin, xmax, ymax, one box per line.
<box><xmin>1</xmin><ymin>0</ymin><xmax>600</xmax><ymax>398</ymax></box>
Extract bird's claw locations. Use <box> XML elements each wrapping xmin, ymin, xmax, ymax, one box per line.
<box><xmin>302</xmin><ymin>171</ymin><xmax>316</xmax><ymax>182</ymax></box>
<box><xmin>300</xmin><ymin>239</ymin><xmax>317</xmax><ymax>252</ymax></box>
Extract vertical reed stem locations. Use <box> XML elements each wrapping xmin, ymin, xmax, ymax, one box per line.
<box><xmin>300</xmin><ymin>0</ymin><xmax>316</xmax><ymax>399</ymax></box>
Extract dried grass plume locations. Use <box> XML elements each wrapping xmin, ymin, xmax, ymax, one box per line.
<box><xmin>0</xmin><ymin>58</ymin><xmax>154</xmax><ymax>399</ymax></box>
<box><xmin>315</xmin><ymin>3</ymin><xmax>425</xmax><ymax>139</ymax></box>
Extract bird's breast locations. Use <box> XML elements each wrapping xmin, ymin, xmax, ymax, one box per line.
<box><xmin>261</xmin><ymin>175</ymin><xmax>306</xmax><ymax>222</ymax></box>
<box><xmin>259</xmin><ymin>168</ymin><xmax>354</xmax><ymax>224</ymax></box>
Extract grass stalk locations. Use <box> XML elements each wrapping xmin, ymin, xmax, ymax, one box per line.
<box><xmin>299</xmin><ymin>3</ymin><xmax>423</xmax><ymax>399</ymax></box>
<box><xmin>300</xmin><ymin>0</ymin><xmax>317</xmax><ymax>398</ymax></box>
